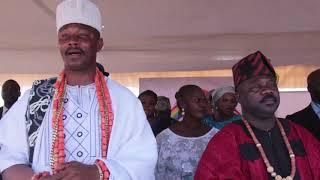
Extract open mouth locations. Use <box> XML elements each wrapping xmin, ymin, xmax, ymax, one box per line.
<box><xmin>66</xmin><ymin>49</ymin><xmax>83</xmax><ymax>56</ymax></box>
<box><xmin>260</xmin><ymin>95</ymin><xmax>277</xmax><ymax>104</ymax></box>
<box><xmin>261</xmin><ymin>98</ymin><xmax>277</xmax><ymax>106</ymax></box>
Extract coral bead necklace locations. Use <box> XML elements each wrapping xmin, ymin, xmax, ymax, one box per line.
<box><xmin>242</xmin><ymin>117</ymin><xmax>296</xmax><ymax>180</ymax></box>
<box><xmin>49</xmin><ymin>68</ymin><xmax>113</xmax><ymax>178</ymax></box>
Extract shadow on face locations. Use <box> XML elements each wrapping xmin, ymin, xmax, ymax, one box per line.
<box><xmin>2</xmin><ymin>80</ymin><xmax>21</xmax><ymax>107</ymax></box>
<box><xmin>307</xmin><ymin>69</ymin><xmax>320</xmax><ymax>103</ymax></box>
<box><xmin>58</xmin><ymin>23</ymin><xmax>103</xmax><ymax>71</ymax></box>
<box><xmin>216</xmin><ymin>93</ymin><xmax>238</xmax><ymax>116</ymax></box>
<box><xmin>237</xmin><ymin>76</ymin><xmax>280</xmax><ymax>118</ymax></box>
<box><xmin>139</xmin><ymin>95</ymin><xmax>157</xmax><ymax>118</ymax></box>
<box><xmin>138</xmin><ymin>90</ymin><xmax>158</xmax><ymax>119</ymax></box>
<box><xmin>177</xmin><ymin>85</ymin><xmax>208</xmax><ymax>121</ymax></box>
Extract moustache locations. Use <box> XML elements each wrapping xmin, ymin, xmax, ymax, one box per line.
<box><xmin>65</xmin><ymin>47</ymin><xmax>84</xmax><ymax>55</ymax></box>
<box><xmin>260</xmin><ymin>94</ymin><xmax>277</xmax><ymax>103</ymax></box>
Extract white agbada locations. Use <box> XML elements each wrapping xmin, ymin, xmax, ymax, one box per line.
<box><xmin>0</xmin><ymin>77</ymin><xmax>157</xmax><ymax>180</ymax></box>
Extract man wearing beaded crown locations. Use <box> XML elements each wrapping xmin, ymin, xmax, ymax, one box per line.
<box><xmin>0</xmin><ymin>0</ymin><xmax>157</xmax><ymax>179</ymax></box>
<box><xmin>195</xmin><ymin>51</ymin><xmax>320</xmax><ymax>180</ymax></box>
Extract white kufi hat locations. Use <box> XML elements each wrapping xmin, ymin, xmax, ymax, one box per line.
<box><xmin>56</xmin><ymin>0</ymin><xmax>102</xmax><ymax>33</ymax></box>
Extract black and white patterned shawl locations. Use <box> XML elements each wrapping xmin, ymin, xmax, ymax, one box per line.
<box><xmin>25</xmin><ymin>78</ymin><xmax>57</xmax><ymax>164</ymax></box>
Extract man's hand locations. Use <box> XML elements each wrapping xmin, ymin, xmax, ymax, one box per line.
<box><xmin>40</xmin><ymin>161</ymin><xmax>100</xmax><ymax>180</ymax></box>
<box><xmin>2</xmin><ymin>164</ymin><xmax>34</xmax><ymax>180</ymax></box>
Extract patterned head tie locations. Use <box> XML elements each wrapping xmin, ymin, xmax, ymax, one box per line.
<box><xmin>232</xmin><ymin>51</ymin><xmax>277</xmax><ymax>89</ymax></box>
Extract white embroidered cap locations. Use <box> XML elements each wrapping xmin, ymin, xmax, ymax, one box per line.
<box><xmin>56</xmin><ymin>0</ymin><xmax>102</xmax><ymax>33</ymax></box>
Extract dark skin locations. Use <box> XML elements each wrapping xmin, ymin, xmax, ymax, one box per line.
<box><xmin>2</xmin><ymin>164</ymin><xmax>34</xmax><ymax>180</ymax></box>
<box><xmin>237</xmin><ymin>76</ymin><xmax>280</xmax><ymax>131</ymax></box>
<box><xmin>3</xmin><ymin>23</ymin><xmax>103</xmax><ymax>180</ymax></box>
<box><xmin>139</xmin><ymin>95</ymin><xmax>157</xmax><ymax>124</ymax></box>
<box><xmin>204</xmin><ymin>91</ymin><xmax>214</xmax><ymax>116</ymax></box>
<box><xmin>214</xmin><ymin>93</ymin><xmax>238</xmax><ymax>121</ymax></box>
<box><xmin>1</xmin><ymin>80</ymin><xmax>21</xmax><ymax>109</ymax></box>
<box><xmin>170</xmin><ymin>87</ymin><xmax>211</xmax><ymax>137</ymax></box>
<box><xmin>307</xmin><ymin>69</ymin><xmax>320</xmax><ymax>104</ymax></box>
<box><xmin>58</xmin><ymin>23</ymin><xmax>103</xmax><ymax>85</ymax></box>
<box><xmin>39</xmin><ymin>162</ymin><xmax>99</xmax><ymax>180</ymax></box>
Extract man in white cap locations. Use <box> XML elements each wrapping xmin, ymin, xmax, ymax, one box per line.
<box><xmin>0</xmin><ymin>0</ymin><xmax>157</xmax><ymax>179</ymax></box>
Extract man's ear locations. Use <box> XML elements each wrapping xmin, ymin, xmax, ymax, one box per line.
<box><xmin>97</xmin><ymin>38</ymin><xmax>104</xmax><ymax>52</ymax></box>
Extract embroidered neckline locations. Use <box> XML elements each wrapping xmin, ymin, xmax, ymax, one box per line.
<box><xmin>49</xmin><ymin>68</ymin><xmax>114</xmax><ymax>174</ymax></box>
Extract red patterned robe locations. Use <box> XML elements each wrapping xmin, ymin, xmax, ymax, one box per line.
<box><xmin>195</xmin><ymin>119</ymin><xmax>320</xmax><ymax>180</ymax></box>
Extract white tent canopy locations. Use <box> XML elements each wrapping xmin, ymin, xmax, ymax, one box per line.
<box><xmin>0</xmin><ymin>0</ymin><xmax>320</xmax><ymax>74</ymax></box>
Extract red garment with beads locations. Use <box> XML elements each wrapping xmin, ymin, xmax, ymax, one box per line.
<box><xmin>195</xmin><ymin>119</ymin><xmax>320</xmax><ymax>180</ymax></box>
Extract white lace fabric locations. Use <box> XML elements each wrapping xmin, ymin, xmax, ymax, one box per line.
<box><xmin>155</xmin><ymin>127</ymin><xmax>218</xmax><ymax>180</ymax></box>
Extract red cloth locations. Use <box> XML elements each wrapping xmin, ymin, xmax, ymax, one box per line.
<box><xmin>194</xmin><ymin>120</ymin><xmax>320</xmax><ymax>180</ymax></box>
<box><xmin>232</xmin><ymin>51</ymin><xmax>276</xmax><ymax>88</ymax></box>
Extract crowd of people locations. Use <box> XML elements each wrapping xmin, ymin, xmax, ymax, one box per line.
<box><xmin>138</xmin><ymin>55</ymin><xmax>320</xmax><ymax>179</ymax></box>
<box><xmin>0</xmin><ymin>0</ymin><xmax>319</xmax><ymax>180</ymax></box>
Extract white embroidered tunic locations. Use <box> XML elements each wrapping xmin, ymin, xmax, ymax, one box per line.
<box><xmin>155</xmin><ymin>127</ymin><xmax>218</xmax><ymax>180</ymax></box>
<box><xmin>0</xmin><ymin>78</ymin><xmax>157</xmax><ymax>180</ymax></box>
<box><xmin>47</xmin><ymin>83</ymin><xmax>101</xmax><ymax>164</ymax></box>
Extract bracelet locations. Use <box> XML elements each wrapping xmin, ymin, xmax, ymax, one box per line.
<box><xmin>95</xmin><ymin>159</ymin><xmax>110</xmax><ymax>180</ymax></box>
<box><xmin>31</xmin><ymin>171</ymin><xmax>50</xmax><ymax>180</ymax></box>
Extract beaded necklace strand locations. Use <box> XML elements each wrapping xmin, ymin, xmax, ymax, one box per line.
<box><xmin>242</xmin><ymin>117</ymin><xmax>296</xmax><ymax>180</ymax></box>
<box><xmin>45</xmin><ymin>68</ymin><xmax>113</xmax><ymax>179</ymax></box>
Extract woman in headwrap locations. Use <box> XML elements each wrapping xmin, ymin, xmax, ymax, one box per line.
<box><xmin>202</xmin><ymin>86</ymin><xmax>241</xmax><ymax>129</ymax></box>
